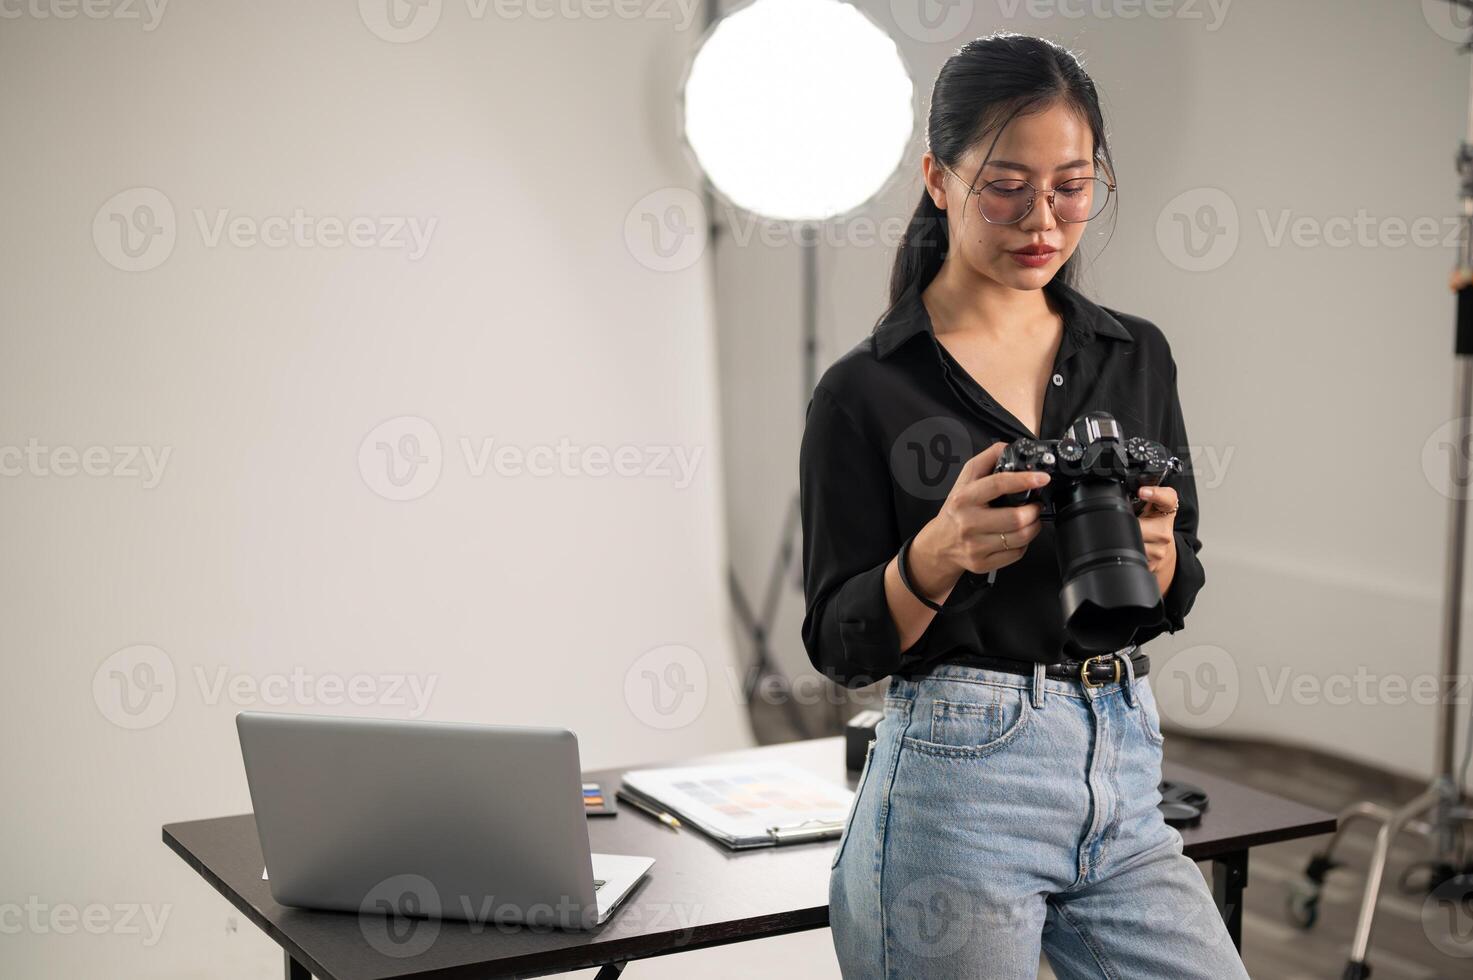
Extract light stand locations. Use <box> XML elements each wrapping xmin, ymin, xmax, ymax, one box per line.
<box><xmin>680</xmin><ymin>0</ymin><xmax>914</xmax><ymax>742</ymax></box>
<box><xmin>727</xmin><ymin>224</ymin><xmax>826</xmax><ymax>739</ymax></box>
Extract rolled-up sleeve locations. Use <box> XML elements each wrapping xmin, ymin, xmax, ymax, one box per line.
<box><xmin>1140</xmin><ymin>351</ymin><xmax>1206</xmax><ymax>642</ymax></box>
<box><xmin>798</xmin><ymin>384</ymin><xmax>903</xmax><ymax>687</ymax></box>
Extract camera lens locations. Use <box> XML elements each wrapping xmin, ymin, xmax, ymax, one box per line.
<box><xmin>1052</xmin><ymin>479</ymin><xmax>1164</xmax><ymax>651</ymax></box>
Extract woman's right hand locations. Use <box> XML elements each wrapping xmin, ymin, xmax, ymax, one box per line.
<box><xmin>911</xmin><ymin>440</ymin><xmax>1050</xmax><ymax>585</ymax></box>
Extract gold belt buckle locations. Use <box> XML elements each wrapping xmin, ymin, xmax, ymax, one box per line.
<box><xmin>1080</xmin><ymin>654</ymin><xmax>1120</xmax><ymax>689</ymax></box>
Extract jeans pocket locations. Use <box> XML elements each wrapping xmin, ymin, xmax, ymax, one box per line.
<box><xmin>904</xmin><ymin>682</ymin><xmax>1033</xmax><ymax>759</ymax></box>
<box><xmin>831</xmin><ymin>737</ymin><xmax>877</xmax><ymax>870</ymax></box>
<box><xmin>1137</xmin><ymin>676</ymin><xmax>1166</xmax><ymax>746</ymax></box>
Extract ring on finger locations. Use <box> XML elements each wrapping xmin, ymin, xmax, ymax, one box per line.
<box><xmin>999</xmin><ymin>532</ymin><xmax>1010</xmax><ymax>551</ymax></box>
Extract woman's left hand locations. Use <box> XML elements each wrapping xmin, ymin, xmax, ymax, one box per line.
<box><xmin>1136</xmin><ymin>485</ymin><xmax>1179</xmax><ymax>588</ymax></box>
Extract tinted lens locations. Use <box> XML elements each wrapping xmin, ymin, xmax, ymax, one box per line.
<box><xmin>978</xmin><ymin>177</ymin><xmax>1110</xmax><ymax>223</ymax></box>
<box><xmin>978</xmin><ymin>179</ymin><xmax>1032</xmax><ymax>223</ymax></box>
<box><xmin>1053</xmin><ymin>177</ymin><xmax>1109</xmax><ymax>222</ymax></box>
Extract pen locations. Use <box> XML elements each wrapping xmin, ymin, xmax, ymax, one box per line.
<box><xmin>618</xmin><ymin>790</ymin><xmax>682</xmax><ymax>831</ymax></box>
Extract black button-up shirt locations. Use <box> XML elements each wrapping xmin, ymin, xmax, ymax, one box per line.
<box><xmin>798</xmin><ymin>275</ymin><xmax>1206</xmax><ymax>687</ymax></box>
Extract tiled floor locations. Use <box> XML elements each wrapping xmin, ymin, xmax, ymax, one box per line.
<box><xmin>1160</xmin><ymin>731</ymin><xmax>1470</xmax><ymax>980</ymax></box>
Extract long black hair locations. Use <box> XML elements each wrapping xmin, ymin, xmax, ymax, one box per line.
<box><xmin>884</xmin><ymin>32</ymin><xmax>1116</xmax><ymax>313</ymax></box>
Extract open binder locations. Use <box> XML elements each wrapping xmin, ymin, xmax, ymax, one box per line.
<box><xmin>616</xmin><ymin>760</ymin><xmax>854</xmax><ymax>849</ymax></box>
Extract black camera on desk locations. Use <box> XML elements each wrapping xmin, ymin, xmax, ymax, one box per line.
<box><xmin>990</xmin><ymin>411</ymin><xmax>1181</xmax><ymax>653</ymax></box>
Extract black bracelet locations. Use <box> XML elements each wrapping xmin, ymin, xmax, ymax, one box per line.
<box><xmin>898</xmin><ymin>534</ymin><xmax>988</xmax><ymax>614</ymax></box>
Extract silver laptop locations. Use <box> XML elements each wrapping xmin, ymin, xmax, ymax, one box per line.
<box><xmin>236</xmin><ymin>711</ymin><xmax>654</xmax><ymax>930</ymax></box>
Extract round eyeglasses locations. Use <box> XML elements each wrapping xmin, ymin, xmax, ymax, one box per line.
<box><xmin>939</xmin><ymin>161</ymin><xmax>1115</xmax><ymax>225</ymax></box>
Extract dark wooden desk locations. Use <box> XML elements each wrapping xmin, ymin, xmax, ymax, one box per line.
<box><xmin>163</xmin><ymin>736</ymin><xmax>1336</xmax><ymax>980</ymax></box>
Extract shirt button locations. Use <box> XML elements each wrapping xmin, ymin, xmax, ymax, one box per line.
<box><xmin>1052</xmin><ymin>373</ymin><xmax>1064</xmax><ymax>387</ymax></box>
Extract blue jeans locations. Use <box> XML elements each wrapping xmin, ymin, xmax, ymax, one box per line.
<box><xmin>828</xmin><ymin>653</ymin><xmax>1251</xmax><ymax>979</ymax></box>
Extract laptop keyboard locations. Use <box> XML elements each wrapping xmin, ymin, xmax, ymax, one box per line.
<box><xmin>593</xmin><ymin>879</ymin><xmax>606</xmax><ymax>890</ymax></box>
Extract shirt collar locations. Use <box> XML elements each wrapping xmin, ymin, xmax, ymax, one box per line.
<box><xmin>871</xmin><ymin>275</ymin><xmax>1134</xmax><ymax>360</ymax></box>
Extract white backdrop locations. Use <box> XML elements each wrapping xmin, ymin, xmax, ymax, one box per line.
<box><xmin>0</xmin><ymin>3</ymin><xmax>757</xmax><ymax>977</ymax></box>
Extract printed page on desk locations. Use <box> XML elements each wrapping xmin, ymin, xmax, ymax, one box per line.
<box><xmin>619</xmin><ymin>761</ymin><xmax>854</xmax><ymax>848</ymax></box>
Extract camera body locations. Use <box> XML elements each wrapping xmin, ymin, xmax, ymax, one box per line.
<box><xmin>991</xmin><ymin>412</ymin><xmax>1180</xmax><ymax>516</ymax></box>
<box><xmin>989</xmin><ymin>411</ymin><xmax>1182</xmax><ymax>652</ymax></box>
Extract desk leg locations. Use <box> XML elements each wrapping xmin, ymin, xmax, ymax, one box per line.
<box><xmin>1211</xmin><ymin>849</ymin><xmax>1248</xmax><ymax>952</ymax></box>
<box><xmin>285</xmin><ymin>951</ymin><xmax>311</xmax><ymax>980</ymax></box>
<box><xmin>593</xmin><ymin>963</ymin><xmax>626</xmax><ymax>979</ymax></box>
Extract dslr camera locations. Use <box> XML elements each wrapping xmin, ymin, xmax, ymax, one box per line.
<box><xmin>990</xmin><ymin>411</ymin><xmax>1181</xmax><ymax>652</ymax></box>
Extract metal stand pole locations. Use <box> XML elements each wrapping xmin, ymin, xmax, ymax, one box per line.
<box><xmin>728</xmin><ymin>223</ymin><xmax>825</xmax><ymax>740</ymax></box>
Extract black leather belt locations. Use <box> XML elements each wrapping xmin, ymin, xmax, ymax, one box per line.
<box><xmin>959</xmin><ymin>650</ymin><xmax>1149</xmax><ymax>688</ymax></box>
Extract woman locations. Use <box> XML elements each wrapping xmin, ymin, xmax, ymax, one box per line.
<box><xmin>799</xmin><ymin>33</ymin><xmax>1249</xmax><ymax>980</ymax></box>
